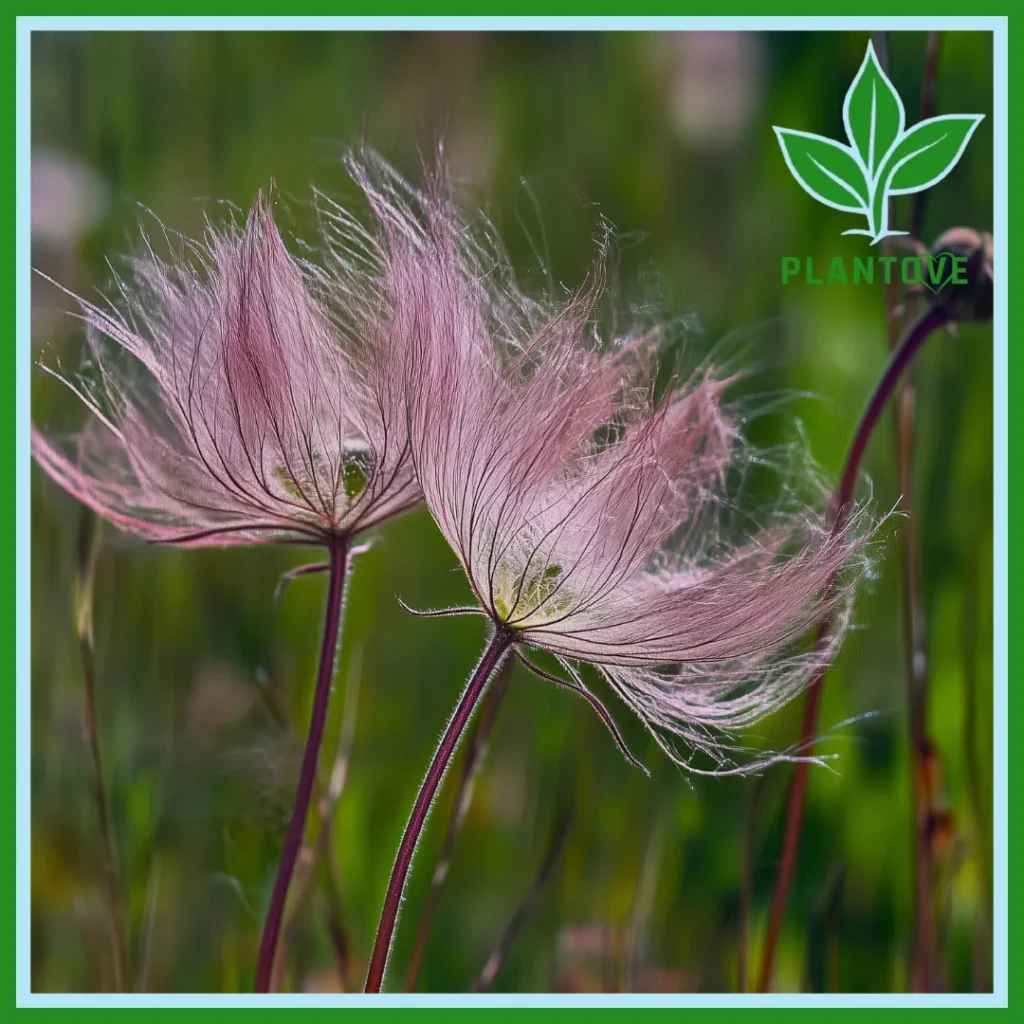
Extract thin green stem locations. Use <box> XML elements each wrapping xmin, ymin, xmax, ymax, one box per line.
<box><xmin>74</xmin><ymin>513</ymin><xmax>129</xmax><ymax>992</ymax></box>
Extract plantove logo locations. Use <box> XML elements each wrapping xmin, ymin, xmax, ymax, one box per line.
<box><xmin>774</xmin><ymin>40</ymin><xmax>983</xmax><ymax>244</ymax></box>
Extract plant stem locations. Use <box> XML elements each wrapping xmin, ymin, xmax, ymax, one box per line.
<box><xmin>473</xmin><ymin>806</ymin><xmax>572</xmax><ymax>992</ymax></box>
<box><xmin>876</xmin><ymin>32</ymin><xmax>944</xmax><ymax>992</ymax></box>
<box><xmin>403</xmin><ymin>658</ymin><xmax>513</xmax><ymax>992</ymax></box>
<box><xmin>364</xmin><ymin>628</ymin><xmax>514</xmax><ymax>993</ymax></box>
<box><xmin>896</xmin><ymin>32</ymin><xmax>942</xmax><ymax>993</ymax></box>
<box><xmin>255</xmin><ymin>534</ymin><xmax>349</xmax><ymax>993</ymax></box>
<box><xmin>756</xmin><ymin>303</ymin><xmax>951</xmax><ymax>993</ymax></box>
<box><xmin>270</xmin><ymin>647</ymin><xmax>362</xmax><ymax>992</ymax></box>
<box><xmin>74</xmin><ymin>513</ymin><xmax>129</xmax><ymax>992</ymax></box>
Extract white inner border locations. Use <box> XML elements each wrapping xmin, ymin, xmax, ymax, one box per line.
<box><xmin>16</xmin><ymin>15</ymin><xmax>1009</xmax><ymax>1009</ymax></box>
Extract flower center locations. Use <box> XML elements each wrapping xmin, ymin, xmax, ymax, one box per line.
<box><xmin>493</xmin><ymin>563</ymin><xmax>571</xmax><ymax>624</ymax></box>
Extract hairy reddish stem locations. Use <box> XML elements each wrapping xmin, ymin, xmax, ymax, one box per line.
<box><xmin>757</xmin><ymin>303</ymin><xmax>951</xmax><ymax>993</ymax></box>
<box><xmin>255</xmin><ymin>535</ymin><xmax>348</xmax><ymax>993</ymax></box>
<box><xmin>364</xmin><ymin>629</ymin><xmax>514</xmax><ymax>993</ymax></box>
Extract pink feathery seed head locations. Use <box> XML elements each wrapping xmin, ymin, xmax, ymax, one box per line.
<box><xmin>32</xmin><ymin>187</ymin><xmax>421</xmax><ymax>548</ymax></box>
<box><xmin>390</xmin><ymin>179</ymin><xmax>874</xmax><ymax>773</ymax></box>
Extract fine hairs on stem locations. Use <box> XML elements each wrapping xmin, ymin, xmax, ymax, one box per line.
<box><xmin>756</xmin><ymin>301</ymin><xmax>953</xmax><ymax>993</ymax></box>
<box><xmin>254</xmin><ymin>535</ymin><xmax>350</xmax><ymax>992</ymax></box>
<box><xmin>364</xmin><ymin>628</ymin><xmax>515</xmax><ymax>993</ymax></box>
<box><xmin>74</xmin><ymin>512</ymin><xmax>130</xmax><ymax>991</ymax></box>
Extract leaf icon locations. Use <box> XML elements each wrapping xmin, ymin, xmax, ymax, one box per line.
<box><xmin>843</xmin><ymin>39</ymin><xmax>905</xmax><ymax>179</ymax></box>
<box><xmin>773</xmin><ymin>39</ymin><xmax>984</xmax><ymax>244</ymax></box>
<box><xmin>881</xmin><ymin>114</ymin><xmax>985</xmax><ymax>195</ymax></box>
<box><xmin>773</xmin><ymin>128</ymin><xmax>869</xmax><ymax>214</ymax></box>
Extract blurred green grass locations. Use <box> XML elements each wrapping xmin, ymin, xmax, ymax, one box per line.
<box><xmin>30</xmin><ymin>30</ymin><xmax>993</xmax><ymax>993</ymax></box>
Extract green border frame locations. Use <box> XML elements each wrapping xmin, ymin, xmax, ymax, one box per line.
<box><xmin>8</xmin><ymin>9</ymin><xmax>1012</xmax><ymax>1015</ymax></box>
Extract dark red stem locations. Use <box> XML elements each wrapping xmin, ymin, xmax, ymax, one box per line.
<box><xmin>835</xmin><ymin>305</ymin><xmax>950</xmax><ymax>519</ymax></box>
<box><xmin>757</xmin><ymin>303</ymin><xmax>951</xmax><ymax>993</ymax></box>
<box><xmin>364</xmin><ymin>629</ymin><xmax>513</xmax><ymax>993</ymax></box>
<box><xmin>255</xmin><ymin>534</ymin><xmax>348</xmax><ymax>992</ymax></box>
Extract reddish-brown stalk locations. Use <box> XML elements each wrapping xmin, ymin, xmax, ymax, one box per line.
<box><xmin>891</xmin><ymin>32</ymin><xmax>943</xmax><ymax>993</ymax></box>
<box><xmin>255</xmin><ymin>535</ymin><xmax>349</xmax><ymax>992</ymax></box>
<box><xmin>759</xmin><ymin>34</ymin><xmax>950</xmax><ymax>992</ymax></box>
<box><xmin>756</xmin><ymin>302</ymin><xmax>951</xmax><ymax>993</ymax></box>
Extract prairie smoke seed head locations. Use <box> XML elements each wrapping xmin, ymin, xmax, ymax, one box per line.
<box><xmin>395</xmin><ymin>179</ymin><xmax>873</xmax><ymax>774</ymax></box>
<box><xmin>32</xmin><ymin>189</ymin><xmax>421</xmax><ymax>548</ymax></box>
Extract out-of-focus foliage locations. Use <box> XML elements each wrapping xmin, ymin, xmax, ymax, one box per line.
<box><xmin>30</xmin><ymin>31</ymin><xmax>993</xmax><ymax>993</ymax></box>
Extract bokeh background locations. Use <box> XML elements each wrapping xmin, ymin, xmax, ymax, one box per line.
<box><xmin>30</xmin><ymin>30</ymin><xmax>994</xmax><ymax>994</ymax></box>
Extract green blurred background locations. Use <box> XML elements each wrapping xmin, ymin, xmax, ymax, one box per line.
<box><xmin>30</xmin><ymin>30</ymin><xmax>993</xmax><ymax>994</ymax></box>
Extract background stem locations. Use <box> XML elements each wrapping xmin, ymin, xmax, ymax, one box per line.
<box><xmin>254</xmin><ymin>535</ymin><xmax>349</xmax><ymax>992</ymax></box>
<box><xmin>364</xmin><ymin>629</ymin><xmax>513</xmax><ymax>993</ymax></box>
<box><xmin>473</xmin><ymin>806</ymin><xmax>572</xmax><ymax>992</ymax></box>
<box><xmin>888</xmin><ymin>31</ymin><xmax>943</xmax><ymax>993</ymax></box>
<box><xmin>757</xmin><ymin>303</ymin><xmax>951</xmax><ymax>992</ymax></box>
<box><xmin>75</xmin><ymin>513</ymin><xmax>129</xmax><ymax>992</ymax></box>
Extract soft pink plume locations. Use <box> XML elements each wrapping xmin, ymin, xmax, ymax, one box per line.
<box><xmin>392</xmin><ymin>169</ymin><xmax>873</xmax><ymax>772</ymax></box>
<box><xmin>33</xmin><ymin>188</ymin><xmax>420</xmax><ymax>547</ymax></box>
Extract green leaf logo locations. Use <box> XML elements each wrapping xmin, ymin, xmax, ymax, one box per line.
<box><xmin>774</xmin><ymin>40</ymin><xmax>983</xmax><ymax>244</ymax></box>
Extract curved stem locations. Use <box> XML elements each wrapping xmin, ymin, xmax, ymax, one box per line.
<box><xmin>757</xmin><ymin>303</ymin><xmax>950</xmax><ymax>993</ymax></box>
<box><xmin>364</xmin><ymin>629</ymin><xmax>514</xmax><ymax>993</ymax></box>
<box><xmin>255</xmin><ymin>534</ymin><xmax>349</xmax><ymax>993</ymax></box>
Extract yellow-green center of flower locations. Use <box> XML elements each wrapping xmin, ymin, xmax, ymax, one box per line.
<box><xmin>493</xmin><ymin>563</ymin><xmax>571</xmax><ymax>624</ymax></box>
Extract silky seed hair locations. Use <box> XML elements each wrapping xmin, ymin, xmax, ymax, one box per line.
<box><xmin>346</xmin><ymin>153</ymin><xmax>876</xmax><ymax>774</ymax></box>
<box><xmin>33</xmin><ymin>186</ymin><xmax>423</xmax><ymax>548</ymax></box>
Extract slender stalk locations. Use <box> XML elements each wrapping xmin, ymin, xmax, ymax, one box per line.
<box><xmin>403</xmin><ymin>659</ymin><xmax>514</xmax><ymax>992</ymax></box>
<box><xmin>885</xmin><ymin>32</ymin><xmax>943</xmax><ymax>993</ymax></box>
<box><xmin>364</xmin><ymin>628</ymin><xmax>514</xmax><ymax>993</ymax></box>
<box><xmin>473</xmin><ymin>807</ymin><xmax>572</xmax><ymax>992</ymax></box>
<box><xmin>255</xmin><ymin>535</ymin><xmax>349</xmax><ymax>992</ymax></box>
<box><xmin>270</xmin><ymin>648</ymin><xmax>363</xmax><ymax>991</ymax></box>
<box><xmin>74</xmin><ymin>513</ymin><xmax>129</xmax><ymax>992</ymax></box>
<box><xmin>756</xmin><ymin>303</ymin><xmax>951</xmax><ymax>993</ymax></box>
